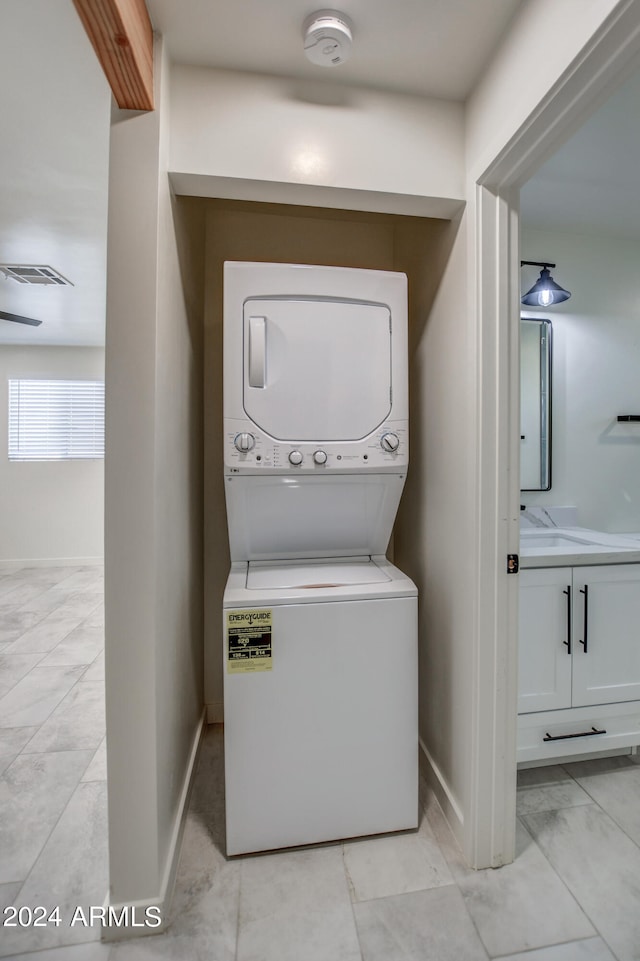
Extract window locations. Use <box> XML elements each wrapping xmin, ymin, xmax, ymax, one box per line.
<box><xmin>8</xmin><ymin>379</ymin><xmax>105</xmax><ymax>461</ymax></box>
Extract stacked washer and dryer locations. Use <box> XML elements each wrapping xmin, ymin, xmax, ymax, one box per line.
<box><xmin>222</xmin><ymin>261</ymin><xmax>418</xmax><ymax>856</ymax></box>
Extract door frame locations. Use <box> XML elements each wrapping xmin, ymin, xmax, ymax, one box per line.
<box><xmin>471</xmin><ymin>1</ymin><xmax>640</xmax><ymax>868</ymax></box>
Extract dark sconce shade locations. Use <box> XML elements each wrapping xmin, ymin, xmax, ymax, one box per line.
<box><xmin>521</xmin><ymin>261</ymin><xmax>571</xmax><ymax>307</ymax></box>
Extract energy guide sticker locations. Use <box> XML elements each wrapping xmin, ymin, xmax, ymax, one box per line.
<box><xmin>227</xmin><ymin>610</ymin><xmax>272</xmax><ymax>673</ymax></box>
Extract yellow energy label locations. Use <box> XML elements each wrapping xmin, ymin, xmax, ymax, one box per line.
<box><xmin>227</xmin><ymin>609</ymin><xmax>273</xmax><ymax>673</ymax></box>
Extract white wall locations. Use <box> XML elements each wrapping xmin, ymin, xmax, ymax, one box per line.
<box><xmin>466</xmin><ymin>0</ymin><xmax>623</xmax><ymax>180</ymax></box>
<box><xmin>399</xmin><ymin>0</ymin><xmax>630</xmax><ymax>865</ymax></box>
<box><xmin>0</xmin><ymin>346</ymin><xmax>104</xmax><ymax>565</ymax></box>
<box><xmin>105</xmin><ymin>40</ymin><xmax>204</xmax><ymax>918</ymax></box>
<box><xmin>521</xmin><ymin>226</ymin><xmax>640</xmax><ymax>532</ymax></box>
<box><xmin>170</xmin><ymin>66</ymin><xmax>465</xmax><ymax>218</ymax></box>
<box><xmin>99</xmin><ymin>0</ymin><xmax>637</xmax><ymax>892</ymax></box>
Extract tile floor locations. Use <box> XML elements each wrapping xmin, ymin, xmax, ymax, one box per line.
<box><xmin>2</xmin><ymin>566</ymin><xmax>640</xmax><ymax>960</ymax></box>
<box><xmin>0</xmin><ymin>563</ymin><xmax>108</xmax><ymax>960</ymax></box>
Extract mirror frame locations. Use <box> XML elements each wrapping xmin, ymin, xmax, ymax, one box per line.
<box><xmin>520</xmin><ymin>317</ymin><xmax>552</xmax><ymax>492</ymax></box>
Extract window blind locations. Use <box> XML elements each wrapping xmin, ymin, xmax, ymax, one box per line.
<box><xmin>8</xmin><ymin>379</ymin><xmax>105</xmax><ymax>461</ymax></box>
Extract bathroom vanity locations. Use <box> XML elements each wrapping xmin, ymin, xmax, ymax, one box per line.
<box><xmin>518</xmin><ymin>529</ymin><xmax>640</xmax><ymax>762</ymax></box>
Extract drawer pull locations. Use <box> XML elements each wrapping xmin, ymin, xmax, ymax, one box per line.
<box><xmin>543</xmin><ymin>726</ymin><xmax>606</xmax><ymax>742</ymax></box>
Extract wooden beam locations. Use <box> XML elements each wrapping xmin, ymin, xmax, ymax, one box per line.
<box><xmin>72</xmin><ymin>0</ymin><xmax>154</xmax><ymax>111</ymax></box>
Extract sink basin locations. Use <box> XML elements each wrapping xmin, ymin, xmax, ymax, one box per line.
<box><xmin>520</xmin><ymin>527</ymin><xmax>640</xmax><ymax>557</ymax></box>
<box><xmin>521</xmin><ymin>533</ymin><xmax>595</xmax><ymax>549</ymax></box>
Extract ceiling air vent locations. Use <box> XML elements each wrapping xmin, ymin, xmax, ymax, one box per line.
<box><xmin>0</xmin><ymin>264</ymin><xmax>73</xmax><ymax>286</ymax></box>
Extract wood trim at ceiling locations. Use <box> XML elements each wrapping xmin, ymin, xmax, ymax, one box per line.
<box><xmin>72</xmin><ymin>0</ymin><xmax>154</xmax><ymax>111</ymax></box>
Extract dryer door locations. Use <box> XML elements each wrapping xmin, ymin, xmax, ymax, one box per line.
<box><xmin>243</xmin><ymin>298</ymin><xmax>391</xmax><ymax>441</ymax></box>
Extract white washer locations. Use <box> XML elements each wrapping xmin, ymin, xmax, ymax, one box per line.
<box><xmin>222</xmin><ymin>262</ymin><xmax>418</xmax><ymax>856</ymax></box>
<box><xmin>224</xmin><ymin>556</ymin><xmax>417</xmax><ymax>856</ymax></box>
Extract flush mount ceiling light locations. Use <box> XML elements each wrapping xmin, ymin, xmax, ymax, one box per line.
<box><xmin>303</xmin><ymin>10</ymin><xmax>353</xmax><ymax>67</ymax></box>
<box><xmin>521</xmin><ymin>261</ymin><xmax>571</xmax><ymax>307</ymax></box>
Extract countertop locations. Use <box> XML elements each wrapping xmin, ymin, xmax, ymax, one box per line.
<box><xmin>520</xmin><ymin>528</ymin><xmax>640</xmax><ymax>569</ymax></box>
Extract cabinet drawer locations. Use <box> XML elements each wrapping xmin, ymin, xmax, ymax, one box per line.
<box><xmin>518</xmin><ymin>701</ymin><xmax>640</xmax><ymax>763</ymax></box>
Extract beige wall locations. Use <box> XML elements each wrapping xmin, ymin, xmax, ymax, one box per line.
<box><xmin>202</xmin><ymin>200</ymin><xmax>451</xmax><ymax>719</ymax></box>
<box><xmin>0</xmin><ymin>345</ymin><xmax>104</xmax><ymax>565</ymax></box>
<box><xmin>105</xmin><ymin>42</ymin><xmax>204</xmax><ymax>913</ymax></box>
<box><xmin>393</xmin><ymin>212</ymin><xmax>469</xmax><ymax>828</ymax></box>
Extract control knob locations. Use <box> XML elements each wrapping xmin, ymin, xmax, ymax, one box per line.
<box><xmin>234</xmin><ymin>432</ymin><xmax>256</xmax><ymax>453</ymax></box>
<box><xmin>380</xmin><ymin>432</ymin><xmax>400</xmax><ymax>453</ymax></box>
<box><xmin>288</xmin><ymin>450</ymin><xmax>303</xmax><ymax>466</ymax></box>
<box><xmin>313</xmin><ymin>450</ymin><xmax>327</xmax><ymax>465</ymax></box>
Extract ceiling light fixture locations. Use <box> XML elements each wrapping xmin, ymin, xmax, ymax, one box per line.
<box><xmin>521</xmin><ymin>261</ymin><xmax>571</xmax><ymax>307</ymax></box>
<box><xmin>303</xmin><ymin>10</ymin><xmax>353</xmax><ymax>67</ymax></box>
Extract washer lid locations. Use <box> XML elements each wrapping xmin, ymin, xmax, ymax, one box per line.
<box><xmin>224</xmin><ymin>473</ymin><xmax>406</xmax><ymax>562</ymax></box>
<box><xmin>246</xmin><ymin>557</ymin><xmax>391</xmax><ymax>590</ymax></box>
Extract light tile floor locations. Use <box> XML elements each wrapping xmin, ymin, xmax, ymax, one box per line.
<box><xmin>0</xmin><ymin>564</ymin><xmax>108</xmax><ymax>959</ymax></box>
<box><xmin>2</xmin><ymin>566</ymin><xmax>640</xmax><ymax>960</ymax></box>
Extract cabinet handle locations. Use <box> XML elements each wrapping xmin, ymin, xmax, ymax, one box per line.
<box><xmin>579</xmin><ymin>585</ymin><xmax>589</xmax><ymax>652</ymax></box>
<box><xmin>543</xmin><ymin>726</ymin><xmax>606</xmax><ymax>742</ymax></box>
<box><xmin>562</xmin><ymin>586</ymin><xmax>572</xmax><ymax>654</ymax></box>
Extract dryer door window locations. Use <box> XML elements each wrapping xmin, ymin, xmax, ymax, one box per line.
<box><xmin>243</xmin><ymin>298</ymin><xmax>391</xmax><ymax>441</ymax></box>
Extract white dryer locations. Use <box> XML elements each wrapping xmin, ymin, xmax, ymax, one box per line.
<box><xmin>222</xmin><ymin>262</ymin><xmax>418</xmax><ymax>856</ymax></box>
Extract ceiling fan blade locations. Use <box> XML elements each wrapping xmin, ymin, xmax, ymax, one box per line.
<box><xmin>0</xmin><ymin>310</ymin><xmax>42</xmax><ymax>327</ymax></box>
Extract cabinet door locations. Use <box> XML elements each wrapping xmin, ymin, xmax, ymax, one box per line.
<box><xmin>572</xmin><ymin>564</ymin><xmax>640</xmax><ymax>707</ymax></box>
<box><xmin>519</xmin><ymin>568</ymin><xmax>573</xmax><ymax>713</ymax></box>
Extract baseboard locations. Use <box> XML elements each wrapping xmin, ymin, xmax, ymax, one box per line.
<box><xmin>0</xmin><ymin>556</ymin><xmax>103</xmax><ymax>570</ymax></box>
<box><xmin>419</xmin><ymin>736</ymin><xmax>464</xmax><ymax>848</ymax></box>
<box><xmin>207</xmin><ymin>701</ymin><xmax>223</xmax><ymax>724</ymax></box>
<box><xmin>518</xmin><ymin>746</ymin><xmax>633</xmax><ymax>769</ymax></box>
<box><xmin>102</xmin><ymin>708</ymin><xmax>207</xmax><ymax>942</ymax></box>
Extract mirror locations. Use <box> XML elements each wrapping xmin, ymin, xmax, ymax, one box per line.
<box><xmin>520</xmin><ymin>318</ymin><xmax>552</xmax><ymax>491</ymax></box>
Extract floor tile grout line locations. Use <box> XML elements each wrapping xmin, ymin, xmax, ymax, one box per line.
<box><xmin>0</xmin><ymin>568</ymin><xmax>105</xmax><ymax>909</ymax></box>
<box><xmin>417</xmin><ymin>790</ymin><xmax>493</xmax><ymax>960</ymax></box>
<box><xmin>516</xmin><ymin>812</ymin><xmax>622</xmax><ymax>961</ymax></box>
<box><xmin>0</xmin><ymin>650</ymin><xmax>51</xmax><ymax>703</ymax></box>
<box><xmin>560</xmin><ymin>761</ymin><xmax>640</xmax><ymax>855</ymax></box>
<box><xmin>341</xmin><ymin>843</ymin><xmax>366</xmax><ymax>961</ymax></box>
<box><xmin>1</xmin><ymin>765</ymin><xmax>96</xmax><ymax>923</ymax></box>
<box><xmin>488</xmin><ymin>934</ymin><xmax>620</xmax><ymax>960</ymax></box>
<box><xmin>2</xmin><ymin>610</ymin><xmax>88</xmax><ymax>658</ymax></box>
<box><xmin>0</xmin><ymin>569</ymin><xmax>80</xmax><ymax>615</ymax></box>
<box><xmin>233</xmin><ymin>857</ymin><xmax>243</xmax><ymax>961</ymax></box>
<box><xmin>0</xmin><ymin>605</ymin><xmax>52</xmax><ymax>645</ymax></box>
<box><xmin>0</xmin><ymin>597</ymin><xmax>103</xmax><ymax>737</ymax></box>
<box><xmin>0</xmin><ymin>665</ymin><xmax>90</xmax><ymax>744</ymax></box>
<box><xmin>570</xmin><ymin>783</ymin><xmax>640</xmax><ymax>856</ymax></box>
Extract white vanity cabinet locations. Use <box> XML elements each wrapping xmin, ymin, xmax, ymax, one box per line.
<box><xmin>518</xmin><ymin>563</ymin><xmax>640</xmax><ymax>761</ymax></box>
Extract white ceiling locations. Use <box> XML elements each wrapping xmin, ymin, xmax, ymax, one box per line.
<box><xmin>146</xmin><ymin>0</ymin><xmax>522</xmax><ymax>101</ymax></box>
<box><xmin>4</xmin><ymin>0</ymin><xmax>640</xmax><ymax>348</ymax></box>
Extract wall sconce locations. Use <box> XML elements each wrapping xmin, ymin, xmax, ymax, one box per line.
<box><xmin>521</xmin><ymin>261</ymin><xmax>571</xmax><ymax>307</ymax></box>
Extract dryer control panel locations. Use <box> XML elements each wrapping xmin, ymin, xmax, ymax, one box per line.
<box><xmin>224</xmin><ymin>418</ymin><xmax>408</xmax><ymax>473</ymax></box>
